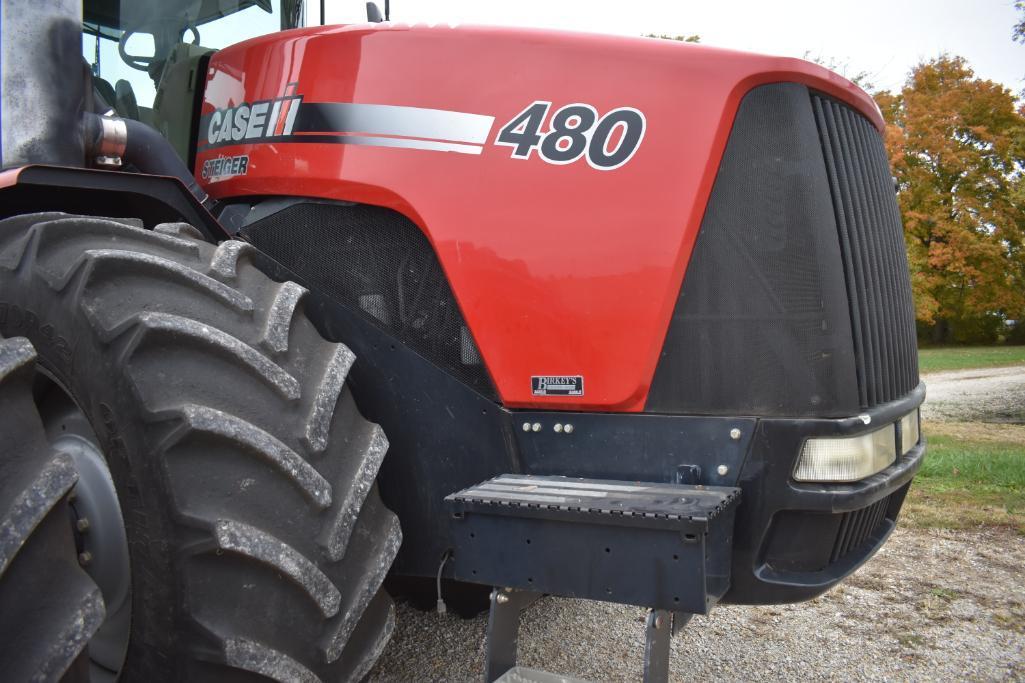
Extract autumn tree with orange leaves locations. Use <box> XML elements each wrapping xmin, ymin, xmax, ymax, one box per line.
<box><xmin>874</xmin><ymin>56</ymin><xmax>1025</xmax><ymax>344</ymax></box>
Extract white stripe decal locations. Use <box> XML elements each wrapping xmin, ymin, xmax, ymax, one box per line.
<box><xmin>324</xmin><ymin>134</ymin><xmax>485</xmax><ymax>155</ymax></box>
<box><xmin>296</xmin><ymin>103</ymin><xmax>495</xmax><ymax>144</ymax></box>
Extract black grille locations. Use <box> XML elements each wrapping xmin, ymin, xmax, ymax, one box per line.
<box><xmin>647</xmin><ymin>84</ymin><xmax>919</xmax><ymax>416</ymax></box>
<box><xmin>830</xmin><ymin>495</ymin><xmax>890</xmax><ymax>563</ymax></box>
<box><xmin>811</xmin><ymin>94</ymin><xmax>919</xmax><ymax>407</ymax></box>
<box><xmin>242</xmin><ymin>202</ymin><xmax>497</xmax><ymax>399</ymax></box>
<box><xmin>647</xmin><ymin>84</ymin><xmax>860</xmax><ymax>417</ymax></box>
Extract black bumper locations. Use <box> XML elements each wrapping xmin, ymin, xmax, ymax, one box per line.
<box><xmin>724</xmin><ymin>382</ymin><xmax>926</xmax><ymax>604</ymax></box>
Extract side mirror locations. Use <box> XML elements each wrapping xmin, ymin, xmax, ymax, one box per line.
<box><xmin>366</xmin><ymin>2</ymin><xmax>384</xmax><ymax>22</ymax></box>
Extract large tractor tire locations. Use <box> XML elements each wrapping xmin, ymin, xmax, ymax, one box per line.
<box><xmin>0</xmin><ymin>335</ymin><xmax>105</xmax><ymax>680</ymax></box>
<box><xmin>0</xmin><ymin>213</ymin><xmax>401</xmax><ymax>681</ymax></box>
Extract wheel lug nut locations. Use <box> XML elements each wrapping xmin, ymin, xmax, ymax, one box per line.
<box><xmin>76</xmin><ymin>518</ymin><xmax>90</xmax><ymax>532</ymax></box>
<box><xmin>78</xmin><ymin>551</ymin><xmax>93</xmax><ymax>566</ymax></box>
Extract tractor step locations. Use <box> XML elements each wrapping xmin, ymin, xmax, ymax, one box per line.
<box><xmin>445</xmin><ymin>475</ymin><xmax>740</xmax><ymax>683</ymax></box>
<box><xmin>445</xmin><ymin>474</ymin><xmax>741</xmax><ymax>614</ymax></box>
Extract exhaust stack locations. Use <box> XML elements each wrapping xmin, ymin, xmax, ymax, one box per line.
<box><xmin>0</xmin><ymin>0</ymin><xmax>85</xmax><ymax>168</ymax></box>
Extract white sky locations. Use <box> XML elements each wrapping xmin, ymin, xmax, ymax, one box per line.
<box><xmin>91</xmin><ymin>0</ymin><xmax>1025</xmax><ymax>106</ymax></box>
<box><xmin>325</xmin><ymin>0</ymin><xmax>1025</xmax><ymax>96</ymax></box>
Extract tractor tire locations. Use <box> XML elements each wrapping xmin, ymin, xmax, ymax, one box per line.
<box><xmin>0</xmin><ymin>213</ymin><xmax>402</xmax><ymax>681</ymax></box>
<box><xmin>0</xmin><ymin>335</ymin><xmax>104</xmax><ymax>681</ymax></box>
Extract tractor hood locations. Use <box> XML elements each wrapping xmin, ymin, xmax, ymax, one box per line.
<box><xmin>196</xmin><ymin>23</ymin><xmax>882</xmax><ymax>411</ymax></box>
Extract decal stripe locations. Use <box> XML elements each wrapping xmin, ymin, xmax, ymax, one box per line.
<box><xmin>283</xmin><ymin>97</ymin><xmax>301</xmax><ymax>134</ymax></box>
<box><xmin>197</xmin><ymin>101</ymin><xmax>494</xmax><ymax>155</ymax></box>
<box><xmin>267</xmin><ymin>100</ymin><xmax>282</xmax><ymax>135</ymax></box>
<box><xmin>274</xmin><ymin>100</ymin><xmax>292</xmax><ymax>136</ymax></box>
<box><xmin>287</xmin><ymin>134</ymin><xmax>484</xmax><ymax>154</ymax></box>
<box><xmin>293</xmin><ymin>103</ymin><xmax>494</xmax><ymax>144</ymax></box>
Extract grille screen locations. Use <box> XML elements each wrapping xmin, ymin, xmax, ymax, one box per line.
<box><xmin>764</xmin><ymin>493</ymin><xmax>894</xmax><ymax>572</ymax></box>
<box><xmin>648</xmin><ymin>84</ymin><xmax>920</xmax><ymax>416</ymax></box>
<box><xmin>647</xmin><ymin>84</ymin><xmax>860</xmax><ymax>417</ymax></box>
<box><xmin>831</xmin><ymin>494</ymin><xmax>890</xmax><ymax>563</ymax></box>
<box><xmin>811</xmin><ymin>94</ymin><xmax>919</xmax><ymax>407</ymax></box>
<box><xmin>242</xmin><ymin>202</ymin><xmax>497</xmax><ymax>399</ymax></box>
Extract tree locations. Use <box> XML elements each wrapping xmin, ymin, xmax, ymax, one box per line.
<box><xmin>875</xmin><ymin>56</ymin><xmax>1025</xmax><ymax>343</ymax></box>
<box><xmin>1014</xmin><ymin>1</ymin><xmax>1025</xmax><ymax>43</ymax></box>
<box><xmin>645</xmin><ymin>34</ymin><xmax>700</xmax><ymax>43</ymax></box>
<box><xmin>802</xmin><ymin>52</ymin><xmax>876</xmax><ymax>93</ymax></box>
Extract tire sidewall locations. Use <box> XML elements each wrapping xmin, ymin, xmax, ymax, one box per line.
<box><xmin>1</xmin><ymin>274</ymin><xmax>180</xmax><ymax>681</ymax></box>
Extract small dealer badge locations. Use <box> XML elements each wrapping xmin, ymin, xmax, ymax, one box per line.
<box><xmin>531</xmin><ymin>375</ymin><xmax>584</xmax><ymax>396</ymax></box>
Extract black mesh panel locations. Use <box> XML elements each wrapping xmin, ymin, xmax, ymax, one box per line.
<box><xmin>647</xmin><ymin>84</ymin><xmax>860</xmax><ymax>417</ymax></box>
<box><xmin>242</xmin><ymin>202</ymin><xmax>497</xmax><ymax>399</ymax></box>
<box><xmin>811</xmin><ymin>93</ymin><xmax>919</xmax><ymax>406</ymax></box>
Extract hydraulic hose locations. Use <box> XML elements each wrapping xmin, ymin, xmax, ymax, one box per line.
<box><xmin>83</xmin><ymin>112</ymin><xmax>210</xmax><ymax>206</ymax></box>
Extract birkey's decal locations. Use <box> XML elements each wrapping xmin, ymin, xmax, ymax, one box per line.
<box><xmin>532</xmin><ymin>375</ymin><xmax>585</xmax><ymax>397</ymax></box>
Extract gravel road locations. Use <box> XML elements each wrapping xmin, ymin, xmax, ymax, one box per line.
<box><xmin>369</xmin><ymin>365</ymin><xmax>1025</xmax><ymax>682</ymax></box>
<box><xmin>920</xmin><ymin>365</ymin><xmax>1025</xmax><ymax>424</ymax></box>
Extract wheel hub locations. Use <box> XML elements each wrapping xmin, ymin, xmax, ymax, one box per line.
<box><xmin>35</xmin><ymin>375</ymin><xmax>131</xmax><ymax>682</ymax></box>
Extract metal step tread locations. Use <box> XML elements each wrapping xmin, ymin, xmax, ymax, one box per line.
<box><xmin>447</xmin><ymin>474</ymin><xmax>739</xmax><ymax>523</ymax></box>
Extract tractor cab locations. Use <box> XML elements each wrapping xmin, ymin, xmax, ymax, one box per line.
<box><xmin>81</xmin><ymin>0</ymin><xmax>301</xmax><ymax>161</ymax></box>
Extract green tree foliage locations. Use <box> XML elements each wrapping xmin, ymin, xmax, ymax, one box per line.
<box><xmin>874</xmin><ymin>56</ymin><xmax>1025</xmax><ymax>344</ymax></box>
<box><xmin>1014</xmin><ymin>1</ymin><xmax>1025</xmax><ymax>43</ymax></box>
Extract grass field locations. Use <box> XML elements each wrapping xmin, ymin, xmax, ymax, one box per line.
<box><xmin>905</xmin><ymin>425</ymin><xmax>1025</xmax><ymax>534</ymax></box>
<box><xmin>918</xmin><ymin>345</ymin><xmax>1025</xmax><ymax>373</ymax></box>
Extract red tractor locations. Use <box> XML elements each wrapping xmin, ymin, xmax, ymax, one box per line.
<box><xmin>0</xmin><ymin>1</ymin><xmax>924</xmax><ymax>681</ymax></box>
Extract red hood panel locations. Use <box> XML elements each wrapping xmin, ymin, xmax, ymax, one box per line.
<box><xmin>196</xmin><ymin>23</ymin><xmax>880</xmax><ymax>411</ymax></box>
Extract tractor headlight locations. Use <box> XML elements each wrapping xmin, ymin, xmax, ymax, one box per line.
<box><xmin>900</xmin><ymin>409</ymin><xmax>920</xmax><ymax>455</ymax></box>
<box><xmin>794</xmin><ymin>423</ymin><xmax>897</xmax><ymax>483</ymax></box>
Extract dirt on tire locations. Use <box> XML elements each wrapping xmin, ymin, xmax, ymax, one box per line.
<box><xmin>0</xmin><ymin>214</ymin><xmax>401</xmax><ymax>681</ymax></box>
<box><xmin>0</xmin><ymin>336</ymin><xmax>105</xmax><ymax>681</ymax></box>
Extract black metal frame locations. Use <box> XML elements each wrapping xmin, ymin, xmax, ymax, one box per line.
<box><xmin>249</xmin><ymin>244</ymin><xmax>926</xmax><ymax>606</ymax></box>
<box><xmin>0</xmin><ymin>165</ymin><xmax>228</xmax><ymax>242</ymax></box>
<box><xmin>483</xmin><ymin>588</ymin><xmax>678</xmax><ymax>683</ymax></box>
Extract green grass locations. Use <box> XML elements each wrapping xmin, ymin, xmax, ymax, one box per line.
<box><xmin>905</xmin><ymin>433</ymin><xmax>1025</xmax><ymax>533</ymax></box>
<box><xmin>918</xmin><ymin>435</ymin><xmax>1025</xmax><ymax>490</ymax></box>
<box><xmin>918</xmin><ymin>345</ymin><xmax>1025</xmax><ymax>373</ymax></box>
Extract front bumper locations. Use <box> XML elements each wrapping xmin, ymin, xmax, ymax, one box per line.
<box><xmin>723</xmin><ymin>382</ymin><xmax>926</xmax><ymax>604</ymax></box>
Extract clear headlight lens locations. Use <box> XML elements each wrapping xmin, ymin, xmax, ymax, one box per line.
<box><xmin>900</xmin><ymin>409</ymin><xmax>920</xmax><ymax>455</ymax></box>
<box><xmin>794</xmin><ymin>424</ymin><xmax>897</xmax><ymax>483</ymax></box>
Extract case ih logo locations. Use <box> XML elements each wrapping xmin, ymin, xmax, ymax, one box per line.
<box><xmin>198</xmin><ymin>87</ymin><xmax>495</xmax><ymax>155</ymax></box>
<box><xmin>206</xmin><ymin>84</ymin><xmax>302</xmax><ymax>146</ymax></box>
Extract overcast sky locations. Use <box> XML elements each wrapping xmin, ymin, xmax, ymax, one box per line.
<box><xmin>327</xmin><ymin>0</ymin><xmax>1024</xmax><ymax>96</ymax></box>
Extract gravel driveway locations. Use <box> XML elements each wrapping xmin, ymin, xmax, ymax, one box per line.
<box><xmin>369</xmin><ymin>366</ymin><xmax>1025</xmax><ymax>682</ymax></box>
<box><xmin>920</xmin><ymin>365</ymin><xmax>1025</xmax><ymax>424</ymax></box>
